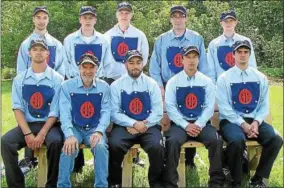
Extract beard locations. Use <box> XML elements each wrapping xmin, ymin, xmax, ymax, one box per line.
<box><xmin>81</xmin><ymin>75</ymin><xmax>94</xmax><ymax>85</ymax></box>
<box><xmin>128</xmin><ymin>69</ymin><xmax>142</xmax><ymax>78</ymax></box>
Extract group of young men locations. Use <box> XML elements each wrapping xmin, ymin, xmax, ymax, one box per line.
<box><xmin>1</xmin><ymin>2</ymin><xmax>282</xmax><ymax>188</ymax></box>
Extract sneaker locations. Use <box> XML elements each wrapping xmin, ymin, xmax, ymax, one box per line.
<box><xmin>250</xmin><ymin>179</ymin><xmax>266</xmax><ymax>188</ymax></box>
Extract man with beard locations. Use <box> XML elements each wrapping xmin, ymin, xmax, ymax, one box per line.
<box><xmin>207</xmin><ymin>10</ymin><xmax>257</xmax><ymax>83</ymax></box>
<box><xmin>108</xmin><ymin>50</ymin><xmax>164</xmax><ymax>188</ymax></box>
<box><xmin>63</xmin><ymin>5</ymin><xmax>112</xmax><ymax>80</ymax></box>
<box><xmin>1</xmin><ymin>39</ymin><xmax>64</xmax><ymax>187</ymax></box>
<box><xmin>104</xmin><ymin>1</ymin><xmax>149</xmax><ymax>83</ymax></box>
<box><xmin>164</xmin><ymin>45</ymin><xmax>225</xmax><ymax>188</ymax></box>
<box><xmin>149</xmin><ymin>5</ymin><xmax>209</xmax><ymax>168</ymax></box>
<box><xmin>216</xmin><ymin>40</ymin><xmax>283</xmax><ymax>188</ymax></box>
<box><xmin>17</xmin><ymin>6</ymin><xmax>65</xmax><ymax>77</ymax></box>
<box><xmin>57</xmin><ymin>53</ymin><xmax>110</xmax><ymax>187</ymax></box>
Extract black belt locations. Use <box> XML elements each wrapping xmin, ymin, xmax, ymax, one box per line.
<box><xmin>75</xmin><ymin>124</ymin><xmax>94</xmax><ymax>131</ymax></box>
<box><xmin>187</xmin><ymin>120</ymin><xmax>210</xmax><ymax>124</ymax></box>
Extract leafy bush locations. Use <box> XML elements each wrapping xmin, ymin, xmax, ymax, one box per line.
<box><xmin>1</xmin><ymin>67</ymin><xmax>16</xmax><ymax>80</ymax></box>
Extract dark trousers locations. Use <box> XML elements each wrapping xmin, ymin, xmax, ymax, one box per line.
<box><xmin>163</xmin><ymin>123</ymin><xmax>225</xmax><ymax>188</ymax></box>
<box><xmin>108</xmin><ymin>125</ymin><xmax>165</xmax><ymax>188</ymax></box>
<box><xmin>1</xmin><ymin>122</ymin><xmax>63</xmax><ymax>188</ymax></box>
<box><xmin>219</xmin><ymin>119</ymin><xmax>283</xmax><ymax>185</ymax></box>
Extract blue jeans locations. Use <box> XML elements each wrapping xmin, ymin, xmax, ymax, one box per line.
<box><xmin>57</xmin><ymin>127</ymin><xmax>108</xmax><ymax>188</ymax></box>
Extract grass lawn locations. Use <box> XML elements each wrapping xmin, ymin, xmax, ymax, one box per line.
<box><xmin>1</xmin><ymin>80</ymin><xmax>283</xmax><ymax>187</ymax></box>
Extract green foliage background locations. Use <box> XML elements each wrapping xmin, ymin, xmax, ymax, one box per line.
<box><xmin>1</xmin><ymin>1</ymin><xmax>283</xmax><ymax>74</ymax></box>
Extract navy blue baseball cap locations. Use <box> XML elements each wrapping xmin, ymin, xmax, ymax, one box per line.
<box><xmin>117</xmin><ymin>2</ymin><xmax>133</xmax><ymax>12</ymax></box>
<box><xmin>220</xmin><ymin>10</ymin><xmax>237</xmax><ymax>21</ymax></box>
<box><xmin>33</xmin><ymin>6</ymin><xmax>49</xmax><ymax>16</ymax></box>
<box><xmin>29</xmin><ymin>39</ymin><xmax>48</xmax><ymax>51</ymax></box>
<box><xmin>232</xmin><ymin>40</ymin><xmax>251</xmax><ymax>52</ymax></box>
<box><xmin>170</xmin><ymin>5</ymin><xmax>187</xmax><ymax>17</ymax></box>
<box><xmin>78</xmin><ymin>53</ymin><xmax>99</xmax><ymax>66</ymax></box>
<box><xmin>80</xmin><ymin>6</ymin><xmax>97</xmax><ymax>16</ymax></box>
<box><xmin>124</xmin><ymin>50</ymin><xmax>143</xmax><ymax>62</ymax></box>
<box><xmin>181</xmin><ymin>46</ymin><xmax>200</xmax><ymax>56</ymax></box>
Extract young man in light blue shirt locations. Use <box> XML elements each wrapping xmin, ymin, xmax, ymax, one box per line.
<box><xmin>164</xmin><ymin>45</ymin><xmax>225</xmax><ymax>188</ymax></box>
<box><xmin>1</xmin><ymin>39</ymin><xmax>64</xmax><ymax>187</ymax></box>
<box><xmin>57</xmin><ymin>53</ymin><xmax>110</xmax><ymax>187</ymax></box>
<box><xmin>17</xmin><ymin>6</ymin><xmax>65</xmax><ymax>77</ymax></box>
<box><xmin>216</xmin><ymin>40</ymin><xmax>283</xmax><ymax>188</ymax></box>
<box><xmin>104</xmin><ymin>2</ymin><xmax>149</xmax><ymax>82</ymax></box>
<box><xmin>108</xmin><ymin>50</ymin><xmax>164</xmax><ymax>188</ymax></box>
<box><xmin>63</xmin><ymin>6</ymin><xmax>112</xmax><ymax>80</ymax></box>
<box><xmin>207</xmin><ymin>10</ymin><xmax>257</xmax><ymax>83</ymax></box>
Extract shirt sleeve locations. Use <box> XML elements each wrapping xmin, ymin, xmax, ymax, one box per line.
<box><xmin>165</xmin><ymin>79</ymin><xmax>189</xmax><ymax>129</ymax></box>
<box><xmin>145</xmin><ymin>82</ymin><xmax>163</xmax><ymax>127</ymax></box>
<box><xmin>206</xmin><ymin>42</ymin><xmax>217</xmax><ymax>83</ymax></box>
<box><xmin>99</xmin><ymin>41</ymin><xmax>113</xmax><ymax>78</ymax></box>
<box><xmin>54</xmin><ymin>42</ymin><xmax>66</xmax><ymax>77</ymax></box>
<box><xmin>254</xmin><ymin>76</ymin><xmax>269</xmax><ymax>124</ymax></box>
<box><xmin>16</xmin><ymin>42</ymin><xmax>29</xmax><ymax>74</ymax></box>
<box><xmin>248</xmin><ymin>39</ymin><xmax>257</xmax><ymax>69</ymax></box>
<box><xmin>12</xmin><ymin>77</ymin><xmax>25</xmax><ymax>112</ymax></box>
<box><xmin>48</xmin><ymin>77</ymin><xmax>63</xmax><ymax>118</ymax></box>
<box><xmin>216</xmin><ymin>76</ymin><xmax>245</xmax><ymax>126</ymax></box>
<box><xmin>110</xmin><ymin>83</ymin><xmax>137</xmax><ymax>127</ymax></box>
<box><xmin>141</xmin><ymin>32</ymin><xmax>149</xmax><ymax>67</ymax></box>
<box><xmin>149</xmin><ymin>37</ymin><xmax>164</xmax><ymax>87</ymax></box>
<box><xmin>195</xmin><ymin>80</ymin><xmax>215</xmax><ymax>128</ymax></box>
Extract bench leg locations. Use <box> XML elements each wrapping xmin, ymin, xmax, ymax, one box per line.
<box><xmin>177</xmin><ymin>148</ymin><xmax>186</xmax><ymax>187</ymax></box>
<box><xmin>122</xmin><ymin>149</ymin><xmax>134</xmax><ymax>187</ymax></box>
<box><xmin>36</xmin><ymin>147</ymin><xmax>48</xmax><ymax>188</ymax></box>
<box><xmin>248</xmin><ymin>145</ymin><xmax>262</xmax><ymax>174</ymax></box>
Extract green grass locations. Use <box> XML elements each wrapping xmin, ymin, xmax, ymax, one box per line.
<box><xmin>1</xmin><ymin>81</ymin><xmax>283</xmax><ymax>187</ymax></box>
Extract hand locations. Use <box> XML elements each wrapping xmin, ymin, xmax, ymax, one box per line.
<box><xmin>160</xmin><ymin>113</ymin><xmax>171</xmax><ymax>131</ymax></box>
<box><xmin>134</xmin><ymin>121</ymin><xmax>148</xmax><ymax>133</ymax></box>
<box><xmin>63</xmin><ymin>136</ymin><xmax>78</xmax><ymax>155</ymax></box>
<box><xmin>185</xmin><ymin>123</ymin><xmax>201</xmax><ymax>137</ymax></box>
<box><xmin>33</xmin><ymin>133</ymin><xmax>45</xmax><ymax>149</ymax></box>
<box><xmin>127</xmin><ymin>127</ymin><xmax>140</xmax><ymax>135</ymax></box>
<box><xmin>106</xmin><ymin>122</ymin><xmax>113</xmax><ymax>133</ymax></box>
<box><xmin>241</xmin><ymin>122</ymin><xmax>251</xmax><ymax>135</ymax></box>
<box><xmin>248</xmin><ymin>120</ymin><xmax>259</xmax><ymax>138</ymax></box>
<box><xmin>90</xmin><ymin>132</ymin><xmax>103</xmax><ymax>148</ymax></box>
<box><xmin>25</xmin><ymin>134</ymin><xmax>36</xmax><ymax>150</ymax></box>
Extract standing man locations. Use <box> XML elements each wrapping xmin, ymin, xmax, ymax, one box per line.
<box><xmin>108</xmin><ymin>50</ymin><xmax>164</xmax><ymax>188</ymax></box>
<box><xmin>104</xmin><ymin>1</ymin><xmax>149</xmax><ymax>83</ymax></box>
<box><xmin>164</xmin><ymin>46</ymin><xmax>225</xmax><ymax>188</ymax></box>
<box><xmin>1</xmin><ymin>39</ymin><xmax>64</xmax><ymax>187</ymax></box>
<box><xmin>216</xmin><ymin>40</ymin><xmax>283</xmax><ymax>188</ymax></box>
<box><xmin>150</xmin><ymin>5</ymin><xmax>208</xmax><ymax>167</ymax></box>
<box><xmin>207</xmin><ymin>10</ymin><xmax>257</xmax><ymax>83</ymax></box>
<box><xmin>63</xmin><ymin>5</ymin><xmax>112</xmax><ymax>80</ymax></box>
<box><xmin>57</xmin><ymin>54</ymin><xmax>110</xmax><ymax>187</ymax></box>
<box><xmin>17</xmin><ymin>6</ymin><xmax>65</xmax><ymax>77</ymax></box>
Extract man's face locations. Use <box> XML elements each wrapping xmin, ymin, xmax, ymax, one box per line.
<box><xmin>33</xmin><ymin>11</ymin><xmax>49</xmax><ymax>31</ymax></box>
<box><xmin>233</xmin><ymin>47</ymin><xmax>250</xmax><ymax>66</ymax></box>
<box><xmin>220</xmin><ymin>18</ymin><xmax>237</xmax><ymax>32</ymax></box>
<box><xmin>170</xmin><ymin>12</ymin><xmax>186</xmax><ymax>30</ymax></box>
<box><xmin>182</xmin><ymin>51</ymin><xmax>199</xmax><ymax>72</ymax></box>
<box><xmin>29</xmin><ymin>45</ymin><xmax>49</xmax><ymax>64</ymax></box>
<box><xmin>79</xmin><ymin>14</ymin><xmax>97</xmax><ymax>29</ymax></box>
<box><xmin>125</xmin><ymin>56</ymin><xmax>143</xmax><ymax>78</ymax></box>
<box><xmin>79</xmin><ymin>63</ymin><xmax>98</xmax><ymax>84</ymax></box>
<box><xmin>116</xmin><ymin>10</ymin><xmax>133</xmax><ymax>25</ymax></box>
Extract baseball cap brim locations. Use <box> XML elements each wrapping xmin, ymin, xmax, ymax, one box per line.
<box><xmin>80</xmin><ymin>11</ymin><xmax>97</xmax><ymax>16</ymax></box>
<box><xmin>221</xmin><ymin>15</ymin><xmax>236</xmax><ymax>21</ymax></box>
<box><xmin>80</xmin><ymin>59</ymin><xmax>98</xmax><ymax>66</ymax></box>
<box><xmin>117</xmin><ymin>7</ymin><xmax>132</xmax><ymax>12</ymax></box>
<box><xmin>29</xmin><ymin>43</ymin><xmax>48</xmax><ymax>50</ymax></box>
<box><xmin>33</xmin><ymin>9</ymin><xmax>49</xmax><ymax>16</ymax></box>
<box><xmin>183</xmin><ymin>49</ymin><xmax>199</xmax><ymax>56</ymax></box>
<box><xmin>126</xmin><ymin>54</ymin><xmax>143</xmax><ymax>61</ymax></box>
<box><xmin>234</xmin><ymin>44</ymin><xmax>251</xmax><ymax>51</ymax></box>
<box><xmin>171</xmin><ymin>10</ymin><xmax>186</xmax><ymax>15</ymax></box>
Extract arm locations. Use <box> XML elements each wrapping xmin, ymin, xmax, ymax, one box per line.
<box><xmin>145</xmin><ymin>82</ymin><xmax>163</xmax><ymax>127</ymax></box>
<box><xmin>216</xmin><ymin>77</ymin><xmax>245</xmax><ymax>126</ymax></box>
<box><xmin>206</xmin><ymin>42</ymin><xmax>217</xmax><ymax>83</ymax></box>
<box><xmin>55</xmin><ymin>42</ymin><xmax>66</xmax><ymax>77</ymax></box>
<box><xmin>141</xmin><ymin>32</ymin><xmax>149</xmax><ymax>67</ymax></box>
<box><xmin>16</xmin><ymin>42</ymin><xmax>30</xmax><ymax>74</ymax></box>
<box><xmin>195</xmin><ymin>80</ymin><xmax>215</xmax><ymax>128</ymax></box>
<box><xmin>110</xmin><ymin>84</ymin><xmax>137</xmax><ymax>127</ymax></box>
<box><xmin>248</xmin><ymin>39</ymin><xmax>257</xmax><ymax>69</ymax></box>
<box><xmin>149</xmin><ymin>37</ymin><xmax>164</xmax><ymax>87</ymax></box>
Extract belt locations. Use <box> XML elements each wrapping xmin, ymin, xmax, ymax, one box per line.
<box><xmin>75</xmin><ymin>124</ymin><xmax>94</xmax><ymax>131</ymax></box>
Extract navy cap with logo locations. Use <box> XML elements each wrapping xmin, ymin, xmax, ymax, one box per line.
<box><xmin>80</xmin><ymin>6</ymin><xmax>97</xmax><ymax>17</ymax></box>
<box><xmin>33</xmin><ymin>6</ymin><xmax>49</xmax><ymax>16</ymax></box>
<box><xmin>124</xmin><ymin>50</ymin><xmax>143</xmax><ymax>62</ymax></box>
<box><xmin>29</xmin><ymin>39</ymin><xmax>48</xmax><ymax>51</ymax></box>
<box><xmin>232</xmin><ymin>40</ymin><xmax>251</xmax><ymax>52</ymax></box>
<box><xmin>220</xmin><ymin>10</ymin><xmax>237</xmax><ymax>21</ymax></box>
<box><xmin>117</xmin><ymin>2</ymin><xmax>133</xmax><ymax>12</ymax></box>
<box><xmin>181</xmin><ymin>46</ymin><xmax>200</xmax><ymax>56</ymax></box>
<box><xmin>78</xmin><ymin>53</ymin><xmax>99</xmax><ymax>66</ymax></box>
<box><xmin>170</xmin><ymin>5</ymin><xmax>187</xmax><ymax>17</ymax></box>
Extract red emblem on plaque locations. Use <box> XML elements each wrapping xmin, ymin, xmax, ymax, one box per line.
<box><xmin>129</xmin><ymin>98</ymin><xmax>143</xmax><ymax>115</ymax></box>
<box><xmin>80</xmin><ymin>101</ymin><xmax>95</xmax><ymax>118</ymax></box>
<box><xmin>30</xmin><ymin>92</ymin><xmax>44</xmax><ymax>109</ymax></box>
<box><xmin>185</xmin><ymin>93</ymin><xmax>198</xmax><ymax>109</ymax></box>
<box><xmin>225</xmin><ymin>52</ymin><xmax>235</xmax><ymax>66</ymax></box>
<box><xmin>239</xmin><ymin>89</ymin><xmax>252</xmax><ymax>104</ymax></box>
<box><xmin>117</xmin><ymin>42</ymin><xmax>129</xmax><ymax>56</ymax></box>
<box><xmin>173</xmin><ymin>53</ymin><xmax>183</xmax><ymax>67</ymax></box>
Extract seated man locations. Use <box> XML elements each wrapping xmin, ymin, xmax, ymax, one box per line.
<box><xmin>216</xmin><ymin>40</ymin><xmax>283</xmax><ymax>188</ymax></box>
<box><xmin>1</xmin><ymin>39</ymin><xmax>64</xmax><ymax>187</ymax></box>
<box><xmin>108</xmin><ymin>50</ymin><xmax>164</xmax><ymax>188</ymax></box>
<box><xmin>57</xmin><ymin>54</ymin><xmax>110</xmax><ymax>187</ymax></box>
<box><xmin>164</xmin><ymin>45</ymin><xmax>225</xmax><ymax>188</ymax></box>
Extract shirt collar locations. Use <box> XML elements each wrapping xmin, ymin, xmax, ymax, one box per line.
<box><xmin>182</xmin><ymin>70</ymin><xmax>197</xmax><ymax>81</ymax></box>
<box><xmin>76</xmin><ymin>28</ymin><xmax>97</xmax><ymax>40</ymax></box>
<box><xmin>126</xmin><ymin>72</ymin><xmax>144</xmax><ymax>83</ymax></box>
<box><xmin>31</xmin><ymin>31</ymin><xmax>49</xmax><ymax>40</ymax></box>
<box><xmin>76</xmin><ymin>76</ymin><xmax>97</xmax><ymax>88</ymax></box>
<box><xmin>233</xmin><ymin>65</ymin><xmax>249</xmax><ymax>76</ymax></box>
<box><xmin>26</xmin><ymin>66</ymin><xmax>52</xmax><ymax>80</ymax></box>
<box><xmin>115</xmin><ymin>24</ymin><xmax>132</xmax><ymax>34</ymax></box>
<box><xmin>169</xmin><ymin>28</ymin><xmax>190</xmax><ymax>41</ymax></box>
<box><xmin>221</xmin><ymin>32</ymin><xmax>238</xmax><ymax>42</ymax></box>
